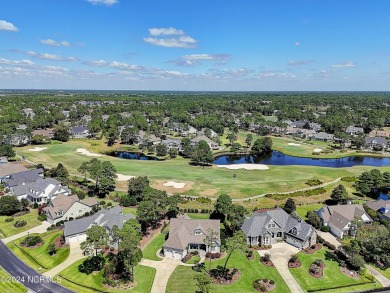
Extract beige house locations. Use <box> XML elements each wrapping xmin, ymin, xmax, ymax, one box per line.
<box><xmin>43</xmin><ymin>194</ymin><xmax>98</xmax><ymax>224</ymax></box>
<box><xmin>163</xmin><ymin>218</ymin><xmax>221</xmax><ymax>260</ymax></box>
<box><xmin>316</xmin><ymin>204</ymin><xmax>372</xmax><ymax>238</ymax></box>
<box><xmin>191</xmin><ymin>135</ymin><xmax>219</xmax><ymax>150</ymax></box>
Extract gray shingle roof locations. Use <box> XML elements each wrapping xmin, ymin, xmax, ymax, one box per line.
<box><xmin>64</xmin><ymin>206</ymin><xmax>135</xmax><ymax>237</ymax></box>
<box><xmin>241</xmin><ymin>208</ymin><xmax>315</xmax><ymax>241</ymax></box>
<box><xmin>164</xmin><ymin>218</ymin><xmax>220</xmax><ymax>251</ymax></box>
<box><xmin>4</xmin><ymin>168</ymin><xmax>44</xmax><ymax>187</ymax></box>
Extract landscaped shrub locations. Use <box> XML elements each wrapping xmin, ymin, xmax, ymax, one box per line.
<box><xmin>14</xmin><ymin>220</ymin><xmax>27</xmax><ymax>227</ymax></box>
<box><xmin>206</xmin><ymin>252</ymin><xmax>211</xmax><ymax>258</ymax></box>
<box><xmin>262</xmin><ymin>253</ymin><xmax>271</xmax><ymax>262</ymax></box>
<box><xmin>78</xmin><ymin>255</ymin><xmax>106</xmax><ymax>275</ymax></box>
<box><xmin>33</xmin><ymin>202</ymin><xmax>38</xmax><ymax>209</ymax></box>
<box><xmin>21</xmin><ymin>235</ymin><xmax>43</xmax><ymax>247</ymax></box>
<box><xmin>305</xmin><ymin>178</ymin><xmax>322</xmax><ymax>186</ymax></box>
<box><xmin>55</xmin><ymin>221</ymin><xmax>62</xmax><ymax>227</ymax></box>
<box><xmin>5</xmin><ymin>217</ymin><xmax>14</xmax><ymax>222</ymax></box>
<box><xmin>107</xmin><ymin>202</ymin><xmax>112</xmax><ymax>207</ymax></box>
<box><xmin>320</xmin><ymin>226</ymin><xmax>330</xmax><ymax>232</ymax></box>
<box><xmin>48</xmin><ymin>242</ymin><xmax>57</xmax><ymax>255</ymax></box>
<box><xmin>324</xmin><ymin>241</ymin><xmax>336</xmax><ymax>251</ymax></box>
<box><xmin>99</xmin><ymin>200</ymin><xmax>106</xmax><ymax>206</ymax></box>
<box><xmin>215</xmin><ymin>252</ymin><xmax>221</xmax><ymax>258</ymax></box>
<box><xmin>289</xmin><ymin>254</ymin><xmax>298</xmax><ymax>263</ymax></box>
<box><xmin>109</xmin><ymin>247</ymin><xmax>114</xmax><ymax>252</ymax></box>
<box><xmin>38</xmin><ymin>214</ymin><xmax>47</xmax><ymax>221</ymax></box>
<box><xmin>317</xmin><ymin>235</ymin><xmax>325</xmax><ymax>244</ymax></box>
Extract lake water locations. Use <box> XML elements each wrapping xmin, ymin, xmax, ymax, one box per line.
<box><xmin>117</xmin><ymin>152</ymin><xmax>158</xmax><ymax>161</ymax></box>
<box><xmin>213</xmin><ymin>151</ymin><xmax>390</xmax><ymax>168</ymax></box>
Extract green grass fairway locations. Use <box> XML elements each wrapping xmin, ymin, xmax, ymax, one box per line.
<box><xmin>186</xmin><ymin>213</ymin><xmax>211</xmax><ymax>219</ymax></box>
<box><xmin>57</xmin><ymin>259</ymin><xmax>155</xmax><ymax>293</ymax></box>
<box><xmin>17</xmin><ymin>140</ymin><xmax>389</xmax><ymax>199</ymax></box>
<box><xmin>296</xmin><ymin>204</ymin><xmax>323</xmax><ymax>220</ymax></box>
<box><xmin>166</xmin><ymin>251</ymin><xmax>290</xmax><ymax>293</ymax></box>
<box><xmin>0</xmin><ymin>210</ymin><xmax>41</xmax><ymax>238</ymax></box>
<box><xmin>0</xmin><ymin>267</ymin><xmax>27</xmax><ymax>293</ymax></box>
<box><xmin>142</xmin><ymin>232</ymin><xmax>166</xmax><ymax>261</ymax></box>
<box><xmin>289</xmin><ymin>247</ymin><xmax>379</xmax><ymax>293</ymax></box>
<box><xmin>7</xmin><ymin>230</ymin><xmax>70</xmax><ymax>273</ymax></box>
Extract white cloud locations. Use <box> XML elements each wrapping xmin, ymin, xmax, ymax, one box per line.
<box><xmin>26</xmin><ymin>51</ymin><xmax>78</xmax><ymax>61</ymax></box>
<box><xmin>171</xmin><ymin>54</ymin><xmax>231</xmax><ymax>66</ymax></box>
<box><xmin>144</xmin><ymin>28</ymin><xmax>197</xmax><ymax>48</ymax></box>
<box><xmin>40</xmin><ymin>39</ymin><xmax>73</xmax><ymax>47</ymax></box>
<box><xmin>85</xmin><ymin>59</ymin><xmax>143</xmax><ymax>71</ymax></box>
<box><xmin>0</xmin><ymin>20</ymin><xmax>19</xmax><ymax>32</ymax></box>
<box><xmin>0</xmin><ymin>58</ymin><xmax>35</xmax><ymax>66</ymax></box>
<box><xmin>87</xmin><ymin>0</ymin><xmax>118</xmax><ymax>6</ymax></box>
<box><xmin>288</xmin><ymin>60</ymin><xmax>314</xmax><ymax>66</ymax></box>
<box><xmin>148</xmin><ymin>27</ymin><xmax>184</xmax><ymax>36</ymax></box>
<box><xmin>257</xmin><ymin>70</ymin><xmax>296</xmax><ymax>79</ymax></box>
<box><xmin>331</xmin><ymin>61</ymin><xmax>356</xmax><ymax>68</ymax></box>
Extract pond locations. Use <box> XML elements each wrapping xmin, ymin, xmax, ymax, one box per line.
<box><xmin>213</xmin><ymin>151</ymin><xmax>390</xmax><ymax>168</ymax></box>
<box><xmin>117</xmin><ymin>152</ymin><xmax>158</xmax><ymax>161</ymax></box>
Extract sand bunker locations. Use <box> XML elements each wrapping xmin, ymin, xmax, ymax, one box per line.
<box><xmin>28</xmin><ymin>147</ymin><xmax>47</xmax><ymax>152</ymax></box>
<box><xmin>288</xmin><ymin>143</ymin><xmax>301</xmax><ymax>146</ymax></box>
<box><xmin>163</xmin><ymin>181</ymin><xmax>186</xmax><ymax>189</ymax></box>
<box><xmin>313</xmin><ymin>148</ymin><xmax>322</xmax><ymax>153</ymax></box>
<box><xmin>76</xmin><ymin>148</ymin><xmax>102</xmax><ymax>157</ymax></box>
<box><xmin>116</xmin><ymin>174</ymin><xmax>135</xmax><ymax>181</ymax></box>
<box><xmin>217</xmin><ymin>164</ymin><xmax>269</xmax><ymax>170</ymax></box>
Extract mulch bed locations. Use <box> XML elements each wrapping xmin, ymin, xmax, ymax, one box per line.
<box><xmin>253</xmin><ymin>279</ymin><xmax>277</xmax><ymax>292</ymax></box>
<box><xmin>21</xmin><ymin>241</ymin><xmax>44</xmax><ymax>249</ymax></box>
<box><xmin>55</xmin><ymin>236</ymin><xmax>68</xmax><ymax>248</ymax></box>
<box><xmin>288</xmin><ymin>260</ymin><xmax>302</xmax><ymax>268</ymax></box>
<box><xmin>309</xmin><ymin>263</ymin><xmax>325</xmax><ymax>278</ymax></box>
<box><xmin>340</xmin><ymin>267</ymin><xmax>360</xmax><ymax>280</ymax></box>
<box><xmin>260</xmin><ymin>259</ymin><xmax>274</xmax><ymax>267</ymax></box>
<box><xmin>206</xmin><ymin>252</ymin><xmax>225</xmax><ymax>261</ymax></box>
<box><xmin>303</xmin><ymin>243</ymin><xmax>322</xmax><ymax>254</ymax></box>
<box><xmin>212</xmin><ymin>270</ymin><xmax>241</xmax><ymax>285</ymax></box>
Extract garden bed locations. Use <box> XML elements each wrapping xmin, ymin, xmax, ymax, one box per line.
<box><xmin>253</xmin><ymin>279</ymin><xmax>276</xmax><ymax>292</ymax></box>
<box><xmin>303</xmin><ymin>243</ymin><xmax>322</xmax><ymax>254</ymax></box>
<box><xmin>211</xmin><ymin>269</ymin><xmax>241</xmax><ymax>285</ymax></box>
<box><xmin>261</xmin><ymin>259</ymin><xmax>274</xmax><ymax>267</ymax></box>
<box><xmin>288</xmin><ymin>260</ymin><xmax>302</xmax><ymax>268</ymax></box>
<box><xmin>309</xmin><ymin>261</ymin><xmax>325</xmax><ymax>278</ymax></box>
<box><xmin>340</xmin><ymin>266</ymin><xmax>360</xmax><ymax>280</ymax></box>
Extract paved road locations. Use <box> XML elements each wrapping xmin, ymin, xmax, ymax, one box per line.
<box><xmin>0</xmin><ymin>241</ymin><xmax>73</xmax><ymax>293</ymax></box>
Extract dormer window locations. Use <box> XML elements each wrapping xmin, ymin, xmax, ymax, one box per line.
<box><xmin>193</xmin><ymin>229</ymin><xmax>204</xmax><ymax>235</ymax></box>
<box><xmin>291</xmin><ymin>227</ymin><xmax>297</xmax><ymax>235</ymax></box>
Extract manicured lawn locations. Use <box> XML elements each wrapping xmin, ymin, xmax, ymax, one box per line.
<box><xmin>57</xmin><ymin>258</ymin><xmax>155</xmax><ymax>293</ymax></box>
<box><xmin>0</xmin><ymin>210</ymin><xmax>42</xmax><ymax>238</ymax></box>
<box><xmin>7</xmin><ymin>230</ymin><xmax>69</xmax><ymax>273</ymax></box>
<box><xmin>166</xmin><ymin>251</ymin><xmax>290</xmax><ymax>293</ymax></box>
<box><xmin>186</xmin><ymin>213</ymin><xmax>211</xmax><ymax>219</ymax></box>
<box><xmin>296</xmin><ymin>204</ymin><xmax>323</xmax><ymax>220</ymax></box>
<box><xmin>0</xmin><ymin>267</ymin><xmax>27</xmax><ymax>293</ymax></box>
<box><xmin>17</xmin><ymin>140</ymin><xmax>386</xmax><ymax>199</ymax></box>
<box><xmin>142</xmin><ymin>232</ymin><xmax>166</xmax><ymax>261</ymax></box>
<box><xmin>186</xmin><ymin>255</ymin><xmax>201</xmax><ymax>264</ymax></box>
<box><xmin>290</xmin><ymin>247</ymin><xmax>379</xmax><ymax>293</ymax></box>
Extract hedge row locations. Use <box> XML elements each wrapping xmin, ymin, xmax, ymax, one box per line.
<box><xmin>265</xmin><ymin>187</ymin><xmax>326</xmax><ymax>200</ymax></box>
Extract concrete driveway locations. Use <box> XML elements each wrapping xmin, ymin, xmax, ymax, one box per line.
<box><xmin>258</xmin><ymin>243</ymin><xmax>303</xmax><ymax>293</ymax></box>
<box><xmin>316</xmin><ymin>230</ymin><xmax>341</xmax><ymax>248</ymax></box>
<box><xmin>140</xmin><ymin>257</ymin><xmax>181</xmax><ymax>293</ymax></box>
<box><xmin>43</xmin><ymin>240</ymin><xmax>85</xmax><ymax>278</ymax></box>
<box><xmin>1</xmin><ymin>221</ymin><xmax>51</xmax><ymax>244</ymax></box>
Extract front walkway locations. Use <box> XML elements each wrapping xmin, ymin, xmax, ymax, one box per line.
<box><xmin>140</xmin><ymin>257</ymin><xmax>182</xmax><ymax>293</ymax></box>
<box><xmin>366</xmin><ymin>265</ymin><xmax>390</xmax><ymax>288</ymax></box>
<box><xmin>43</xmin><ymin>240</ymin><xmax>85</xmax><ymax>277</ymax></box>
<box><xmin>316</xmin><ymin>230</ymin><xmax>341</xmax><ymax>248</ymax></box>
<box><xmin>1</xmin><ymin>221</ymin><xmax>51</xmax><ymax>244</ymax></box>
<box><xmin>258</xmin><ymin>243</ymin><xmax>304</xmax><ymax>293</ymax></box>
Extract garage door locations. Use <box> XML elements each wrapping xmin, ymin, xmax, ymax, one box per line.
<box><xmin>165</xmin><ymin>250</ymin><xmax>173</xmax><ymax>258</ymax></box>
<box><xmin>68</xmin><ymin>233</ymin><xmax>87</xmax><ymax>243</ymax></box>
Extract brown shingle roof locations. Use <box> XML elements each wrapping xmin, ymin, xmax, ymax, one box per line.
<box><xmin>164</xmin><ymin>218</ymin><xmax>220</xmax><ymax>251</ymax></box>
<box><xmin>43</xmin><ymin>194</ymin><xmax>79</xmax><ymax>219</ymax></box>
<box><xmin>80</xmin><ymin>197</ymin><xmax>99</xmax><ymax>207</ymax></box>
<box><xmin>0</xmin><ymin>163</ymin><xmax>28</xmax><ymax>178</ymax></box>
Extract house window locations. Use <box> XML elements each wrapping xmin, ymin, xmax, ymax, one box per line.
<box><xmin>193</xmin><ymin>229</ymin><xmax>204</xmax><ymax>235</ymax></box>
<box><xmin>291</xmin><ymin>228</ymin><xmax>297</xmax><ymax>235</ymax></box>
<box><xmin>277</xmin><ymin>232</ymin><xmax>282</xmax><ymax>237</ymax></box>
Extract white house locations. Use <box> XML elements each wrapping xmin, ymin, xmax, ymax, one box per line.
<box><xmin>190</xmin><ymin>135</ymin><xmax>219</xmax><ymax>150</ymax></box>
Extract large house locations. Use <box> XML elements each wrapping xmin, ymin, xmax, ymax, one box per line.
<box><xmin>0</xmin><ymin>163</ymin><xmax>28</xmax><ymax>179</ymax></box>
<box><xmin>163</xmin><ymin>218</ymin><xmax>221</xmax><ymax>260</ymax></box>
<box><xmin>311</xmin><ymin>132</ymin><xmax>334</xmax><ymax>142</ymax></box>
<box><xmin>43</xmin><ymin>194</ymin><xmax>98</xmax><ymax>224</ymax></box>
<box><xmin>316</xmin><ymin>204</ymin><xmax>372</xmax><ymax>238</ymax></box>
<box><xmin>161</xmin><ymin>138</ymin><xmax>183</xmax><ymax>152</ymax></box>
<box><xmin>190</xmin><ymin>135</ymin><xmax>219</xmax><ymax>150</ymax></box>
<box><xmin>71</xmin><ymin>126</ymin><xmax>90</xmax><ymax>139</ymax></box>
<box><xmin>241</xmin><ymin>208</ymin><xmax>317</xmax><ymax>249</ymax></box>
<box><xmin>345</xmin><ymin>126</ymin><xmax>364</xmax><ymax>136</ymax></box>
<box><xmin>365</xmin><ymin>136</ymin><xmax>387</xmax><ymax>150</ymax></box>
<box><xmin>366</xmin><ymin>200</ymin><xmax>390</xmax><ymax>222</ymax></box>
<box><xmin>64</xmin><ymin>206</ymin><xmax>135</xmax><ymax>244</ymax></box>
<box><xmin>9</xmin><ymin>177</ymin><xmax>71</xmax><ymax>203</ymax></box>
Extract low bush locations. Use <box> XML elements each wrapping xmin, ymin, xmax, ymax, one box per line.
<box><xmin>341</xmin><ymin>176</ymin><xmax>358</xmax><ymax>182</ymax></box>
<box><xmin>78</xmin><ymin>256</ymin><xmax>106</xmax><ymax>275</ymax></box>
<box><xmin>14</xmin><ymin>220</ymin><xmax>27</xmax><ymax>227</ymax></box>
<box><xmin>21</xmin><ymin>235</ymin><xmax>43</xmax><ymax>247</ymax></box>
<box><xmin>5</xmin><ymin>217</ymin><xmax>14</xmax><ymax>222</ymax></box>
<box><xmin>265</xmin><ymin>187</ymin><xmax>326</xmax><ymax>200</ymax></box>
<box><xmin>38</xmin><ymin>214</ymin><xmax>47</xmax><ymax>221</ymax></box>
<box><xmin>324</xmin><ymin>241</ymin><xmax>336</xmax><ymax>250</ymax></box>
<box><xmin>305</xmin><ymin>178</ymin><xmax>323</xmax><ymax>186</ymax></box>
<box><xmin>320</xmin><ymin>226</ymin><xmax>330</xmax><ymax>232</ymax></box>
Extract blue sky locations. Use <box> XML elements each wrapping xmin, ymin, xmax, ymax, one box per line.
<box><xmin>0</xmin><ymin>0</ymin><xmax>389</xmax><ymax>90</ymax></box>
